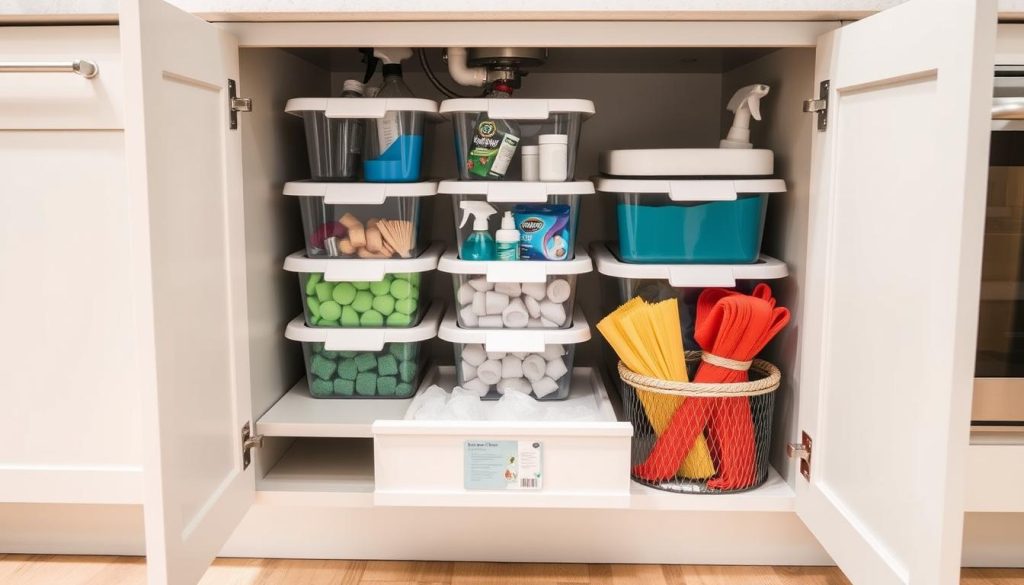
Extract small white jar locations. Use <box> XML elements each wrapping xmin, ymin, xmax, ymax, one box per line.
<box><xmin>538</xmin><ymin>134</ymin><xmax>569</xmax><ymax>182</ymax></box>
<box><xmin>521</xmin><ymin>145</ymin><xmax>540</xmax><ymax>181</ymax></box>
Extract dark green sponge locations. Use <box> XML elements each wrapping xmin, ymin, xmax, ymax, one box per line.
<box><xmin>310</xmin><ymin>354</ymin><xmax>337</xmax><ymax>380</ymax></box>
<box><xmin>398</xmin><ymin>360</ymin><xmax>418</xmax><ymax>384</ymax></box>
<box><xmin>376</xmin><ymin>376</ymin><xmax>397</xmax><ymax>396</ymax></box>
<box><xmin>355</xmin><ymin>372</ymin><xmax>377</xmax><ymax>396</ymax></box>
<box><xmin>354</xmin><ymin>352</ymin><xmax>377</xmax><ymax>372</ymax></box>
<box><xmin>333</xmin><ymin>378</ymin><xmax>355</xmax><ymax>396</ymax></box>
<box><xmin>377</xmin><ymin>354</ymin><xmax>398</xmax><ymax>376</ymax></box>
<box><xmin>310</xmin><ymin>377</ymin><xmax>333</xmax><ymax>397</ymax></box>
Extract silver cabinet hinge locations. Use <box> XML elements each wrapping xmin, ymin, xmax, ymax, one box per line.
<box><xmin>786</xmin><ymin>431</ymin><xmax>813</xmax><ymax>480</ymax></box>
<box><xmin>228</xmin><ymin>79</ymin><xmax>251</xmax><ymax>130</ymax></box>
<box><xmin>241</xmin><ymin>422</ymin><xmax>263</xmax><ymax>470</ymax></box>
<box><xmin>802</xmin><ymin>80</ymin><xmax>829</xmax><ymax>131</ymax></box>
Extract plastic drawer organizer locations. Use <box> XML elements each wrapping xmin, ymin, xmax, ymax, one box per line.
<box><xmin>438</xmin><ymin>247</ymin><xmax>593</xmax><ymax>330</ymax></box>
<box><xmin>439</xmin><ymin>180</ymin><xmax>595</xmax><ymax>261</ymax></box>
<box><xmin>286</xmin><ymin>97</ymin><xmax>442</xmax><ymax>182</ymax></box>
<box><xmin>440</xmin><ymin>99</ymin><xmax>595</xmax><ymax>181</ymax></box>
<box><xmin>286</xmin><ymin>181</ymin><xmax>437</xmax><ymax>259</ymax></box>
<box><xmin>285</xmin><ymin>303</ymin><xmax>442</xmax><ymax>399</ymax></box>
<box><xmin>284</xmin><ymin>242</ymin><xmax>443</xmax><ymax>328</ymax></box>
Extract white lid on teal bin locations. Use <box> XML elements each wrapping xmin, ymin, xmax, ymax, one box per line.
<box><xmin>285</xmin><ymin>97</ymin><xmax>443</xmax><ymax>121</ymax></box>
<box><xmin>437</xmin><ymin>247</ymin><xmax>592</xmax><ymax>283</ymax></box>
<box><xmin>283</xmin><ymin>242</ymin><xmax>444</xmax><ymax>282</ymax></box>
<box><xmin>595</xmin><ymin>177</ymin><xmax>785</xmax><ymax>202</ymax></box>
<box><xmin>437</xmin><ymin>180</ymin><xmax>594</xmax><ymax>203</ymax></box>
<box><xmin>590</xmin><ymin>242</ymin><xmax>787</xmax><ymax>289</ymax></box>
<box><xmin>285</xmin><ymin>303</ymin><xmax>442</xmax><ymax>351</ymax></box>
<box><xmin>600</xmin><ymin>148</ymin><xmax>773</xmax><ymax>177</ymax></box>
<box><xmin>284</xmin><ymin>180</ymin><xmax>438</xmax><ymax>205</ymax></box>
<box><xmin>439</xmin><ymin>98</ymin><xmax>595</xmax><ymax>120</ymax></box>
<box><xmin>438</xmin><ymin>306</ymin><xmax>590</xmax><ymax>353</ymax></box>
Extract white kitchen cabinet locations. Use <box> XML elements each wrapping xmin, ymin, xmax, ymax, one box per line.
<box><xmin>0</xmin><ymin>0</ymin><xmax>1003</xmax><ymax>582</ymax></box>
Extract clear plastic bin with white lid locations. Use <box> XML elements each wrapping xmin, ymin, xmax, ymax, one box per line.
<box><xmin>284</xmin><ymin>242</ymin><xmax>444</xmax><ymax>328</ymax></box>
<box><xmin>438</xmin><ymin>180</ymin><xmax>595</xmax><ymax>260</ymax></box>
<box><xmin>285</xmin><ymin>180</ymin><xmax>436</xmax><ymax>259</ymax></box>
<box><xmin>286</xmin><ymin>97</ymin><xmax>442</xmax><ymax>182</ymax></box>
<box><xmin>438</xmin><ymin>306</ymin><xmax>591</xmax><ymax>401</ymax></box>
<box><xmin>440</xmin><ymin>98</ymin><xmax>595</xmax><ymax>181</ymax></box>
<box><xmin>438</xmin><ymin>247</ymin><xmax>592</xmax><ymax>330</ymax></box>
<box><xmin>285</xmin><ymin>303</ymin><xmax>442</xmax><ymax>399</ymax></box>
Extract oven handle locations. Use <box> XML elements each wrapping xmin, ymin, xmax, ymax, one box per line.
<box><xmin>993</xmin><ymin>97</ymin><xmax>1024</xmax><ymax>119</ymax></box>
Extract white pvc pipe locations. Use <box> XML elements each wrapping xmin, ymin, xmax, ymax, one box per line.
<box><xmin>447</xmin><ymin>47</ymin><xmax>488</xmax><ymax>87</ymax></box>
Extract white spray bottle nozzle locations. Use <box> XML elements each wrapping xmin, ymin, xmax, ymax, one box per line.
<box><xmin>373</xmin><ymin>48</ymin><xmax>414</xmax><ymax>65</ymax></box>
<box><xmin>459</xmin><ymin>201</ymin><xmax>498</xmax><ymax>231</ymax></box>
<box><xmin>500</xmin><ymin>211</ymin><xmax>515</xmax><ymax>229</ymax></box>
<box><xmin>720</xmin><ymin>84</ymin><xmax>770</xmax><ymax>149</ymax></box>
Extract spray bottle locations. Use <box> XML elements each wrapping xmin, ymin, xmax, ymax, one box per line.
<box><xmin>373</xmin><ymin>48</ymin><xmax>415</xmax><ymax>154</ymax></box>
<box><xmin>720</xmin><ymin>84</ymin><xmax>770</xmax><ymax>149</ymax></box>
<box><xmin>459</xmin><ymin>201</ymin><xmax>498</xmax><ymax>260</ymax></box>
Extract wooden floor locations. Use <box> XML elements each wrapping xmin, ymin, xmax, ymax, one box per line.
<box><xmin>0</xmin><ymin>555</ymin><xmax>1022</xmax><ymax>584</ymax></box>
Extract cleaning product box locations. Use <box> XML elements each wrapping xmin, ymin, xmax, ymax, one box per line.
<box><xmin>286</xmin><ymin>181</ymin><xmax>435</xmax><ymax>259</ymax></box>
<box><xmin>439</xmin><ymin>180</ymin><xmax>593</xmax><ymax>261</ymax></box>
<box><xmin>285</xmin><ymin>303</ymin><xmax>442</xmax><ymax>399</ymax></box>
<box><xmin>284</xmin><ymin>242</ymin><xmax>443</xmax><ymax>328</ymax></box>
<box><xmin>438</xmin><ymin>248</ymin><xmax>592</xmax><ymax>330</ymax></box>
<box><xmin>438</xmin><ymin>307</ymin><xmax>591</xmax><ymax>400</ymax></box>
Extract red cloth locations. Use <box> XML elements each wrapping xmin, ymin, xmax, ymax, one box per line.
<box><xmin>632</xmin><ymin>284</ymin><xmax>789</xmax><ymax>489</ymax></box>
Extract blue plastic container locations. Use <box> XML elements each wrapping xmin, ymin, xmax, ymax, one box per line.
<box><xmin>616</xmin><ymin>193</ymin><xmax>769</xmax><ymax>263</ymax></box>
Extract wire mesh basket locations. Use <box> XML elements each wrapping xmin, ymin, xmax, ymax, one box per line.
<box><xmin>618</xmin><ymin>351</ymin><xmax>781</xmax><ymax>494</ymax></box>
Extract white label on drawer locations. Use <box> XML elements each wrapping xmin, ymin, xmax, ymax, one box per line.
<box><xmin>464</xmin><ymin>440</ymin><xmax>543</xmax><ymax>491</ymax></box>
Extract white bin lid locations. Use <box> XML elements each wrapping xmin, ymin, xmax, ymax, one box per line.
<box><xmin>285</xmin><ymin>303</ymin><xmax>442</xmax><ymax>351</ymax></box>
<box><xmin>283</xmin><ymin>242</ymin><xmax>444</xmax><ymax>281</ymax></box>
<box><xmin>437</xmin><ymin>248</ymin><xmax>593</xmax><ymax>282</ymax></box>
<box><xmin>590</xmin><ymin>242</ymin><xmax>787</xmax><ymax>288</ymax></box>
<box><xmin>284</xmin><ymin>180</ymin><xmax>438</xmax><ymax>205</ymax></box>
<box><xmin>595</xmin><ymin>177</ymin><xmax>785</xmax><ymax>202</ymax></box>
<box><xmin>438</xmin><ymin>306</ymin><xmax>591</xmax><ymax>353</ymax></box>
<box><xmin>439</xmin><ymin>98</ymin><xmax>595</xmax><ymax>120</ymax></box>
<box><xmin>437</xmin><ymin>180</ymin><xmax>595</xmax><ymax>203</ymax></box>
<box><xmin>600</xmin><ymin>148</ymin><xmax>773</xmax><ymax>177</ymax></box>
<box><xmin>285</xmin><ymin>97</ymin><xmax>442</xmax><ymax>120</ymax></box>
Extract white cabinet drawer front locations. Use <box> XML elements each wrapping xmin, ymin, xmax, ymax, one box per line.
<box><xmin>0</xmin><ymin>26</ymin><xmax>122</xmax><ymax>129</ymax></box>
<box><xmin>372</xmin><ymin>367</ymin><xmax>633</xmax><ymax>508</ymax></box>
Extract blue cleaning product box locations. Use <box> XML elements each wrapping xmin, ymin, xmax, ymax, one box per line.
<box><xmin>513</xmin><ymin>204</ymin><xmax>571</xmax><ymax>260</ymax></box>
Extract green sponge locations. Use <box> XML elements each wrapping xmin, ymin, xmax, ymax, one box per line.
<box><xmin>372</xmin><ymin>295</ymin><xmax>395</xmax><ymax>316</ymax></box>
<box><xmin>396</xmin><ymin>382</ymin><xmax>414</xmax><ymax>398</ymax></box>
<box><xmin>333</xmin><ymin>378</ymin><xmax>355</xmax><ymax>396</ymax></box>
<box><xmin>376</xmin><ymin>375</ymin><xmax>397</xmax><ymax>396</ymax></box>
<box><xmin>339</xmin><ymin>351</ymin><xmax>357</xmax><ymax>358</ymax></box>
<box><xmin>354</xmin><ymin>352</ymin><xmax>377</xmax><ymax>372</ymax></box>
<box><xmin>318</xmin><ymin>300</ymin><xmax>342</xmax><ymax>322</ymax></box>
<box><xmin>351</xmin><ymin>290</ymin><xmax>373</xmax><ymax>313</ymax></box>
<box><xmin>389</xmin><ymin>342</ymin><xmax>410</xmax><ymax>360</ymax></box>
<box><xmin>360</xmin><ymin>310</ymin><xmax>384</xmax><ymax>327</ymax></box>
<box><xmin>337</xmin><ymin>359</ymin><xmax>358</xmax><ymax>381</ymax></box>
<box><xmin>377</xmin><ymin>354</ymin><xmax>398</xmax><ymax>376</ymax></box>
<box><xmin>352</xmin><ymin>281</ymin><xmax>370</xmax><ymax>291</ymax></box>
<box><xmin>307</xmin><ymin>297</ymin><xmax>321</xmax><ymax>319</ymax></box>
<box><xmin>355</xmin><ymin>372</ymin><xmax>377</xmax><ymax>396</ymax></box>
<box><xmin>310</xmin><ymin>354</ymin><xmax>337</xmax><ymax>380</ymax></box>
<box><xmin>369</xmin><ymin>276</ymin><xmax>393</xmax><ymax>296</ymax></box>
<box><xmin>386</xmin><ymin>312</ymin><xmax>412</xmax><ymax>327</ymax></box>
<box><xmin>320</xmin><ymin>350</ymin><xmax>338</xmax><ymax>359</ymax></box>
<box><xmin>305</xmin><ymin>273</ymin><xmax>322</xmax><ymax>296</ymax></box>
<box><xmin>398</xmin><ymin>360</ymin><xmax>418</xmax><ymax>383</ymax></box>
<box><xmin>341</xmin><ymin>306</ymin><xmax>360</xmax><ymax>327</ymax></box>
<box><xmin>394</xmin><ymin>297</ymin><xmax>417</xmax><ymax>316</ymax></box>
<box><xmin>389</xmin><ymin>278</ymin><xmax>412</xmax><ymax>300</ymax></box>
<box><xmin>310</xmin><ymin>377</ymin><xmax>334</xmax><ymax>397</ymax></box>
<box><xmin>315</xmin><ymin>282</ymin><xmax>335</xmax><ymax>303</ymax></box>
<box><xmin>332</xmin><ymin>282</ymin><xmax>357</xmax><ymax>305</ymax></box>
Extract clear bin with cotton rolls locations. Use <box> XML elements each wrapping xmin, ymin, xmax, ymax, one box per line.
<box><xmin>286</xmin><ymin>181</ymin><xmax>435</xmax><ymax>259</ymax></box>
<box><xmin>438</xmin><ymin>306</ymin><xmax>591</xmax><ymax>401</ymax></box>
<box><xmin>437</xmin><ymin>248</ymin><xmax>592</xmax><ymax>329</ymax></box>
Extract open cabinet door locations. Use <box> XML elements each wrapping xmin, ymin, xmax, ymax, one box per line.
<box><xmin>796</xmin><ymin>1</ymin><xmax>995</xmax><ymax>584</ymax></box>
<box><xmin>121</xmin><ymin>1</ymin><xmax>253</xmax><ymax>584</ymax></box>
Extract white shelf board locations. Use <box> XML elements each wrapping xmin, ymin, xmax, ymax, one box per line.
<box><xmin>256</xmin><ymin>438</ymin><xmax>374</xmax><ymax>507</ymax></box>
<box><xmin>257</xmin><ymin>379</ymin><xmax>415</xmax><ymax>438</ymax></box>
<box><xmin>629</xmin><ymin>466</ymin><xmax>794</xmax><ymax>512</ymax></box>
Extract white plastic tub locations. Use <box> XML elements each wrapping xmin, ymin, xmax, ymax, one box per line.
<box><xmin>437</xmin><ymin>248</ymin><xmax>592</xmax><ymax>330</ymax></box>
<box><xmin>438</xmin><ymin>306</ymin><xmax>591</xmax><ymax>401</ymax></box>
<box><xmin>285</xmin><ymin>181</ymin><xmax>436</xmax><ymax>259</ymax></box>
<box><xmin>285</xmin><ymin>303</ymin><xmax>442</xmax><ymax>399</ymax></box>
<box><xmin>438</xmin><ymin>180</ymin><xmax>595</xmax><ymax>261</ymax></box>
<box><xmin>440</xmin><ymin>99</ymin><xmax>595</xmax><ymax>181</ymax></box>
<box><xmin>286</xmin><ymin>97</ymin><xmax>441</xmax><ymax>182</ymax></box>
<box><xmin>283</xmin><ymin>242</ymin><xmax>443</xmax><ymax>328</ymax></box>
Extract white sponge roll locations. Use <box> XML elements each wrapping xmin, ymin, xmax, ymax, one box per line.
<box><xmin>461</xmin><ymin>361</ymin><xmax>478</xmax><ymax>381</ymax></box>
<box><xmin>457</xmin><ymin>282</ymin><xmax>476</xmax><ymax>306</ymax></box>
<box><xmin>476</xmin><ymin>359</ymin><xmax>503</xmax><ymax>385</ymax></box>
<box><xmin>541</xmin><ymin>344</ymin><xmax>566</xmax><ymax>360</ymax></box>
<box><xmin>522</xmin><ymin>354</ymin><xmax>547</xmax><ymax>382</ymax></box>
<box><xmin>485</xmin><ymin>291</ymin><xmax>510</xmax><ymax>315</ymax></box>
<box><xmin>497</xmin><ymin>377</ymin><xmax>532</xmax><ymax>395</ymax></box>
<box><xmin>494</xmin><ymin>282</ymin><xmax>521</xmax><ymax>297</ymax></box>
<box><xmin>462</xmin><ymin>378</ymin><xmax>491</xmax><ymax>397</ymax></box>
<box><xmin>471</xmin><ymin>291</ymin><xmax>486</xmax><ymax>317</ymax></box>
<box><xmin>532</xmin><ymin>376</ymin><xmax>561</xmax><ymax>399</ymax></box>
<box><xmin>501</xmin><ymin>355</ymin><xmax>524</xmax><ymax>379</ymax></box>
<box><xmin>546</xmin><ymin>279</ymin><xmax>572</xmax><ymax>304</ymax></box>
<box><xmin>478</xmin><ymin>315</ymin><xmax>504</xmax><ymax>328</ymax></box>
<box><xmin>524</xmin><ymin>295</ymin><xmax>541</xmax><ymax>319</ymax></box>
<box><xmin>521</xmin><ymin>281</ymin><xmax>547</xmax><ymax>301</ymax></box>
<box><xmin>461</xmin><ymin>344</ymin><xmax>487</xmax><ymax>367</ymax></box>
<box><xmin>459</xmin><ymin>305</ymin><xmax>479</xmax><ymax>327</ymax></box>
<box><xmin>540</xmin><ymin>301</ymin><xmax>567</xmax><ymax>326</ymax></box>
<box><xmin>468</xmin><ymin>277</ymin><xmax>493</xmax><ymax>292</ymax></box>
<box><xmin>545</xmin><ymin>357</ymin><xmax>568</xmax><ymax>380</ymax></box>
<box><xmin>502</xmin><ymin>298</ymin><xmax>529</xmax><ymax>328</ymax></box>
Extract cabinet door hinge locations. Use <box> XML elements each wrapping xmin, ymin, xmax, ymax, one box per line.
<box><xmin>228</xmin><ymin>79</ymin><xmax>251</xmax><ymax>130</ymax></box>
<box><xmin>241</xmin><ymin>422</ymin><xmax>263</xmax><ymax>470</ymax></box>
<box><xmin>802</xmin><ymin>80</ymin><xmax>829</xmax><ymax>131</ymax></box>
<box><xmin>786</xmin><ymin>431</ymin><xmax>813</xmax><ymax>480</ymax></box>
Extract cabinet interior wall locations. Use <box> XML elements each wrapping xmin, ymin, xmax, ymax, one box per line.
<box><xmin>237</xmin><ymin>46</ymin><xmax>815</xmax><ymax>488</ymax></box>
